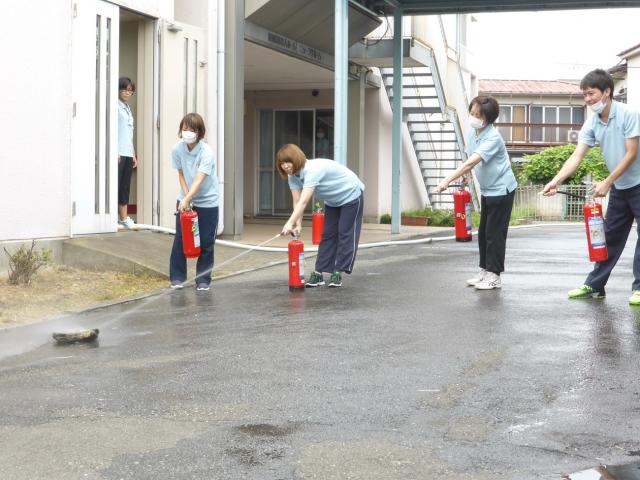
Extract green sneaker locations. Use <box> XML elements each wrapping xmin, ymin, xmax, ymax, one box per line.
<box><xmin>568</xmin><ymin>285</ymin><xmax>605</xmax><ymax>299</ymax></box>
<box><xmin>306</xmin><ymin>271</ymin><xmax>325</xmax><ymax>287</ymax></box>
<box><xmin>328</xmin><ymin>272</ymin><xmax>342</xmax><ymax>288</ymax></box>
<box><xmin>629</xmin><ymin>291</ymin><xmax>640</xmax><ymax>306</ymax></box>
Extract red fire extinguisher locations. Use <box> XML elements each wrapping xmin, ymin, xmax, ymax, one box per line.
<box><xmin>583</xmin><ymin>198</ymin><xmax>608</xmax><ymax>262</ymax></box>
<box><xmin>288</xmin><ymin>235</ymin><xmax>305</xmax><ymax>291</ymax></box>
<box><xmin>180</xmin><ymin>208</ymin><xmax>201</xmax><ymax>258</ymax></box>
<box><xmin>453</xmin><ymin>182</ymin><xmax>472</xmax><ymax>242</ymax></box>
<box><xmin>312</xmin><ymin>202</ymin><xmax>324</xmax><ymax>245</ymax></box>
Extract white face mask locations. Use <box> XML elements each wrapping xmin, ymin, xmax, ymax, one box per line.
<box><xmin>317</xmin><ymin>132</ymin><xmax>325</xmax><ymax>139</ymax></box>
<box><xmin>469</xmin><ymin>116</ymin><xmax>485</xmax><ymax>130</ymax></box>
<box><xmin>182</xmin><ymin>130</ymin><xmax>197</xmax><ymax>144</ymax></box>
<box><xmin>590</xmin><ymin>97</ymin><xmax>607</xmax><ymax>114</ymax></box>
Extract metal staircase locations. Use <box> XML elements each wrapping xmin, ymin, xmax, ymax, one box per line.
<box><xmin>380</xmin><ymin>59</ymin><xmax>467</xmax><ymax>210</ymax></box>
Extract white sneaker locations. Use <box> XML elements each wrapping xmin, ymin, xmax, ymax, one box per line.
<box><xmin>118</xmin><ymin>216</ymin><xmax>136</xmax><ymax>229</ymax></box>
<box><xmin>467</xmin><ymin>268</ymin><xmax>487</xmax><ymax>286</ymax></box>
<box><xmin>475</xmin><ymin>272</ymin><xmax>501</xmax><ymax>290</ymax></box>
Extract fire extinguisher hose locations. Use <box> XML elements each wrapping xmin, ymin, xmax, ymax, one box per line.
<box><xmin>133</xmin><ymin>223</ymin><xmax>584</xmax><ymax>253</ymax></box>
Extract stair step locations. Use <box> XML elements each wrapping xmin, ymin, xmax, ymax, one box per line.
<box><xmin>415</xmin><ymin>149</ymin><xmax>460</xmax><ymax>153</ymax></box>
<box><xmin>413</xmin><ymin>139</ymin><xmax>457</xmax><ymax>143</ymax></box>
<box><xmin>407</xmin><ymin>120</ymin><xmax>450</xmax><ymax>124</ymax></box>
<box><xmin>399</xmin><ymin>107</ymin><xmax>442</xmax><ymax>114</ymax></box>
<box><xmin>390</xmin><ymin>95</ymin><xmax>439</xmax><ymax>100</ymax></box>
<box><xmin>409</xmin><ymin>129</ymin><xmax>455</xmax><ymax>134</ymax></box>
<box><xmin>382</xmin><ymin>72</ymin><xmax>432</xmax><ymax>77</ymax></box>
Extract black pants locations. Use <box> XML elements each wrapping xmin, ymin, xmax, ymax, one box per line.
<box><xmin>118</xmin><ymin>156</ymin><xmax>134</xmax><ymax>206</ymax></box>
<box><xmin>315</xmin><ymin>193</ymin><xmax>364</xmax><ymax>274</ymax></box>
<box><xmin>586</xmin><ymin>183</ymin><xmax>640</xmax><ymax>292</ymax></box>
<box><xmin>478</xmin><ymin>190</ymin><xmax>515</xmax><ymax>274</ymax></box>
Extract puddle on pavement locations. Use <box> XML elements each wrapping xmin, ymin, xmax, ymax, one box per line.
<box><xmin>564</xmin><ymin>462</ymin><xmax>640</xmax><ymax>479</ymax></box>
<box><xmin>236</xmin><ymin>423</ymin><xmax>294</xmax><ymax>437</ymax></box>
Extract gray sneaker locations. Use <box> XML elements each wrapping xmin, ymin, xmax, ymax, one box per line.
<box><xmin>196</xmin><ymin>283</ymin><xmax>210</xmax><ymax>291</ymax></box>
<box><xmin>475</xmin><ymin>272</ymin><xmax>501</xmax><ymax>290</ymax></box>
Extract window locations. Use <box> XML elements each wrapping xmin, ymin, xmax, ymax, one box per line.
<box><xmin>528</xmin><ymin>105</ymin><xmax>585</xmax><ymax>144</ymax></box>
<box><xmin>496</xmin><ymin>105</ymin><xmax>526</xmax><ymax>142</ymax></box>
<box><xmin>258</xmin><ymin>109</ymin><xmax>334</xmax><ymax>216</ymax></box>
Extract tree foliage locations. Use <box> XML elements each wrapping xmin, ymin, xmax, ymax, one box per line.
<box><xmin>518</xmin><ymin>144</ymin><xmax>608</xmax><ymax>185</ymax></box>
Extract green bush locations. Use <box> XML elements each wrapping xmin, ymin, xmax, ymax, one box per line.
<box><xmin>380</xmin><ymin>213</ymin><xmax>391</xmax><ymax>224</ymax></box>
<box><xmin>4</xmin><ymin>240</ymin><xmax>52</xmax><ymax>285</ymax></box>
<box><xmin>518</xmin><ymin>144</ymin><xmax>608</xmax><ymax>185</ymax></box>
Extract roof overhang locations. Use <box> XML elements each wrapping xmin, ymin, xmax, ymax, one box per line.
<box><xmin>246</xmin><ymin>0</ymin><xmax>382</xmax><ymax>53</ymax></box>
<box><xmin>356</xmin><ymin>0</ymin><xmax>640</xmax><ymax>14</ymax></box>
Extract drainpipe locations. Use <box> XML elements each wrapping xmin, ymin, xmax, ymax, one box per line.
<box><xmin>209</xmin><ymin>0</ymin><xmax>225</xmax><ymax>234</ymax></box>
<box><xmin>334</xmin><ymin>0</ymin><xmax>348</xmax><ymax>166</ymax></box>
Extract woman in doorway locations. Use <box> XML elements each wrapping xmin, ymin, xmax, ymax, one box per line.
<box><xmin>434</xmin><ymin>95</ymin><xmax>517</xmax><ymax>290</ymax></box>
<box><xmin>117</xmin><ymin>76</ymin><xmax>137</xmax><ymax>229</ymax></box>
<box><xmin>169</xmin><ymin>113</ymin><xmax>219</xmax><ymax>292</ymax></box>
<box><xmin>277</xmin><ymin>143</ymin><xmax>365</xmax><ymax>288</ymax></box>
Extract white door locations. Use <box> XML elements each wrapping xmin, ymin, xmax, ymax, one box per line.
<box><xmin>71</xmin><ymin>0</ymin><xmax>119</xmax><ymax>234</ymax></box>
<box><xmin>158</xmin><ymin>20</ymin><xmax>205</xmax><ymax>228</ymax></box>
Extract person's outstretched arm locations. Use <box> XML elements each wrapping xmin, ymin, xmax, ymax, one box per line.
<box><xmin>282</xmin><ymin>187</ymin><xmax>315</xmax><ymax>236</ymax></box>
<box><xmin>433</xmin><ymin>153</ymin><xmax>482</xmax><ymax>193</ymax></box>
<box><xmin>592</xmin><ymin>137</ymin><xmax>639</xmax><ymax>197</ymax></box>
<box><xmin>542</xmin><ymin>144</ymin><xmax>590</xmax><ymax>196</ymax></box>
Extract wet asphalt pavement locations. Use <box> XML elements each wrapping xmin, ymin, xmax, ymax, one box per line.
<box><xmin>1</xmin><ymin>225</ymin><xmax>640</xmax><ymax>480</ymax></box>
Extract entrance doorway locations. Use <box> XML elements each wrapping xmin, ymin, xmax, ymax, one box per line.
<box><xmin>258</xmin><ymin>108</ymin><xmax>334</xmax><ymax>216</ymax></box>
<box><xmin>71</xmin><ymin>0</ymin><xmax>120</xmax><ymax>234</ymax></box>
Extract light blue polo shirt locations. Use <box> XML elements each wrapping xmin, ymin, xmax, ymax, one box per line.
<box><xmin>117</xmin><ymin>100</ymin><xmax>134</xmax><ymax>156</ymax></box>
<box><xmin>288</xmin><ymin>158</ymin><xmax>364</xmax><ymax>207</ymax></box>
<box><xmin>466</xmin><ymin>125</ymin><xmax>517</xmax><ymax>196</ymax></box>
<box><xmin>578</xmin><ymin>100</ymin><xmax>640</xmax><ymax>190</ymax></box>
<box><xmin>171</xmin><ymin>140</ymin><xmax>219</xmax><ymax>208</ymax></box>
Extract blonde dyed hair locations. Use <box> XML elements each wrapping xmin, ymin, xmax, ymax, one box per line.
<box><xmin>275</xmin><ymin>144</ymin><xmax>307</xmax><ymax>178</ymax></box>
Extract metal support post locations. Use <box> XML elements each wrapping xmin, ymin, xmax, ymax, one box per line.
<box><xmin>223</xmin><ymin>0</ymin><xmax>244</xmax><ymax>238</ymax></box>
<box><xmin>334</xmin><ymin>0</ymin><xmax>348</xmax><ymax>165</ymax></box>
<box><xmin>391</xmin><ymin>7</ymin><xmax>403</xmax><ymax>234</ymax></box>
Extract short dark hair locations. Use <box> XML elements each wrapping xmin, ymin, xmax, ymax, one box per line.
<box><xmin>178</xmin><ymin>113</ymin><xmax>206</xmax><ymax>141</ymax></box>
<box><xmin>580</xmin><ymin>69</ymin><xmax>614</xmax><ymax>99</ymax></box>
<box><xmin>469</xmin><ymin>96</ymin><xmax>499</xmax><ymax>125</ymax></box>
<box><xmin>119</xmin><ymin>77</ymin><xmax>136</xmax><ymax>92</ymax></box>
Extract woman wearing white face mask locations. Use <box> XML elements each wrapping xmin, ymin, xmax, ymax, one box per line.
<box><xmin>169</xmin><ymin>113</ymin><xmax>219</xmax><ymax>292</ymax></box>
<box><xmin>435</xmin><ymin>96</ymin><xmax>517</xmax><ymax>290</ymax></box>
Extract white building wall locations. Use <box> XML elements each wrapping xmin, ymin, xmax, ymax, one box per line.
<box><xmin>626</xmin><ymin>54</ymin><xmax>640</xmax><ymax>108</ymax></box>
<box><xmin>113</xmin><ymin>0</ymin><xmax>173</xmax><ymax>18</ymax></box>
<box><xmin>0</xmin><ymin>2</ymin><xmax>73</xmax><ymax>241</ymax></box>
<box><xmin>364</xmin><ymin>85</ymin><xmax>429</xmax><ymax>221</ymax></box>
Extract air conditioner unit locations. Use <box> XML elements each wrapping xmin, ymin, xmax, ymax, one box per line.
<box><xmin>567</xmin><ymin>130</ymin><xmax>580</xmax><ymax>143</ymax></box>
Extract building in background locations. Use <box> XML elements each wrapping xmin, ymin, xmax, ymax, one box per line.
<box><xmin>479</xmin><ymin>79</ymin><xmax>585</xmax><ymax>166</ymax></box>
<box><xmin>610</xmin><ymin>42</ymin><xmax>640</xmax><ymax>105</ymax></box>
<box><xmin>1</xmin><ymin>0</ymin><xmax>474</xmax><ymax>262</ymax></box>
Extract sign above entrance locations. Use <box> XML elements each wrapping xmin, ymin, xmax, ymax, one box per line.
<box><xmin>245</xmin><ymin>22</ymin><xmax>335</xmax><ymax>71</ymax></box>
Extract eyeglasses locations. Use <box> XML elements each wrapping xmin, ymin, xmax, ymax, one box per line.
<box><xmin>120</xmin><ymin>89</ymin><xmax>135</xmax><ymax>95</ymax></box>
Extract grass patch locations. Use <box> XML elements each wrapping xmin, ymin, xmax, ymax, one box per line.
<box><xmin>0</xmin><ymin>265</ymin><xmax>167</xmax><ymax>327</ymax></box>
